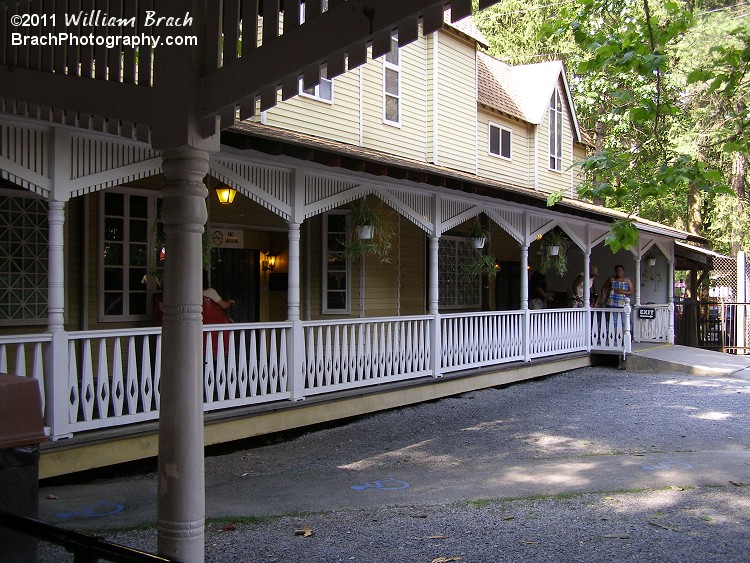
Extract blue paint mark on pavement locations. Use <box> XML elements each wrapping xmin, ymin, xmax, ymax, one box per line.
<box><xmin>351</xmin><ymin>477</ymin><xmax>410</xmax><ymax>491</ymax></box>
<box><xmin>642</xmin><ymin>461</ymin><xmax>694</xmax><ymax>471</ymax></box>
<box><xmin>55</xmin><ymin>501</ymin><xmax>125</xmax><ymax>520</ymax></box>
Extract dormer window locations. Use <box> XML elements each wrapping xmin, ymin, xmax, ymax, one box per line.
<box><xmin>549</xmin><ymin>88</ymin><xmax>563</xmax><ymax>171</ymax></box>
<box><xmin>489</xmin><ymin>123</ymin><xmax>512</xmax><ymax>160</ymax></box>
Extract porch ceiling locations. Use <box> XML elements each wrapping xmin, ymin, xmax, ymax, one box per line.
<box><xmin>223</xmin><ymin>121</ymin><xmax>703</xmax><ymax>244</ymax></box>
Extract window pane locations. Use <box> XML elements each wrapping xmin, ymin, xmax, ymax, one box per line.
<box><xmin>501</xmin><ymin>129</ymin><xmax>511</xmax><ymax>159</ymax></box>
<box><xmin>104</xmin><ymin>293</ymin><xmax>123</xmax><ymax>316</ymax></box>
<box><xmin>327</xmin><ymin>291</ymin><xmax>346</xmax><ymax>310</ymax></box>
<box><xmin>104</xmin><ymin>218</ymin><xmax>123</xmax><ymax>241</ymax></box>
<box><xmin>328</xmin><ymin>213</ymin><xmax>346</xmax><ymax>232</ymax></box>
<box><xmin>103</xmin><ymin>242</ymin><xmax>123</xmax><ymax>266</ymax></box>
<box><xmin>104</xmin><ymin>193</ymin><xmax>124</xmax><ymax>216</ymax></box>
<box><xmin>319</xmin><ymin>78</ymin><xmax>333</xmax><ymax>100</ymax></box>
<box><xmin>129</xmin><ymin>292</ymin><xmax>147</xmax><ymax>315</ymax></box>
<box><xmin>129</xmin><ymin>268</ymin><xmax>147</xmax><ymax>291</ymax></box>
<box><xmin>385</xmin><ymin>96</ymin><xmax>399</xmax><ymax>122</ymax></box>
<box><xmin>129</xmin><ymin>196</ymin><xmax>148</xmax><ymax>218</ymax></box>
<box><xmin>385</xmin><ymin>37</ymin><xmax>399</xmax><ymax>65</ymax></box>
<box><xmin>130</xmin><ymin>244</ymin><xmax>147</xmax><ymax>266</ymax></box>
<box><xmin>385</xmin><ymin>68</ymin><xmax>399</xmax><ymax>95</ymax></box>
<box><xmin>130</xmin><ymin>219</ymin><xmax>147</xmax><ymax>242</ymax></box>
<box><xmin>104</xmin><ymin>268</ymin><xmax>123</xmax><ymax>291</ymax></box>
<box><xmin>489</xmin><ymin>126</ymin><xmax>500</xmax><ymax>155</ymax></box>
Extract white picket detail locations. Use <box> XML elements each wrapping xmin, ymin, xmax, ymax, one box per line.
<box><xmin>590</xmin><ymin>309</ymin><xmax>625</xmax><ymax>351</ymax></box>
<box><xmin>203</xmin><ymin>324</ymin><xmax>291</xmax><ymax>411</ymax></box>
<box><xmin>529</xmin><ymin>309</ymin><xmax>587</xmax><ymax>358</ymax></box>
<box><xmin>302</xmin><ymin>316</ymin><xmax>432</xmax><ymax>395</ymax></box>
<box><xmin>441</xmin><ymin>311</ymin><xmax>525</xmax><ymax>372</ymax></box>
<box><xmin>10</xmin><ymin>310</ymin><xmax>634</xmax><ymax>439</ymax></box>
<box><xmin>0</xmin><ymin>336</ymin><xmax>51</xmax><ymax>416</ymax></box>
<box><xmin>635</xmin><ymin>305</ymin><xmax>670</xmax><ymax>342</ymax></box>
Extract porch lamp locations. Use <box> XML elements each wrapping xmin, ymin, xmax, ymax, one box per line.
<box><xmin>262</xmin><ymin>252</ymin><xmax>277</xmax><ymax>272</ymax></box>
<box><xmin>215</xmin><ymin>184</ymin><xmax>237</xmax><ymax>205</ymax></box>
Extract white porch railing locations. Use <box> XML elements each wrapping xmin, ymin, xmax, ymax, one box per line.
<box><xmin>590</xmin><ymin>307</ymin><xmax>632</xmax><ymax>354</ymax></box>
<box><xmin>5</xmin><ymin>309</ymin><xmax>632</xmax><ymax>440</ymax></box>
<box><xmin>301</xmin><ymin>316</ymin><xmax>432</xmax><ymax>395</ymax></box>
<box><xmin>441</xmin><ymin>311</ymin><xmax>524</xmax><ymax>372</ymax></box>
<box><xmin>633</xmin><ymin>304</ymin><xmax>671</xmax><ymax>342</ymax></box>
<box><xmin>529</xmin><ymin>308</ymin><xmax>588</xmax><ymax>358</ymax></box>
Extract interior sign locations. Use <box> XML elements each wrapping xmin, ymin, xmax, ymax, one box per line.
<box><xmin>212</xmin><ymin>229</ymin><xmax>244</xmax><ymax>248</ymax></box>
<box><xmin>638</xmin><ymin>308</ymin><xmax>656</xmax><ymax>320</ymax></box>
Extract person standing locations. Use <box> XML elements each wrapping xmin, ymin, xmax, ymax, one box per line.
<box><xmin>530</xmin><ymin>270</ymin><xmax>554</xmax><ymax>309</ymax></box>
<box><xmin>602</xmin><ymin>265</ymin><xmax>633</xmax><ymax>308</ymax></box>
<box><xmin>571</xmin><ymin>266</ymin><xmax>599</xmax><ymax>308</ymax></box>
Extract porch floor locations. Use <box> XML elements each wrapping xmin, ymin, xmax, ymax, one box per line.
<box><xmin>628</xmin><ymin>342</ymin><xmax>750</xmax><ymax>377</ymax></box>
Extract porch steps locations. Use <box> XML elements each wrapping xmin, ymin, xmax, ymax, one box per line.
<box><xmin>40</xmin><ymin>354</ymin><xmax>592</xmax><ymax>478</ymax></box>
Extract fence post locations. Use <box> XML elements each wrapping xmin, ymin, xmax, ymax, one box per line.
<box><xmin>623</xmin><ymin>303</ymin><xmax>632</xmax><ymax>357</ymax></box>
<box><xmin>45</xmin><ymin>331</ymin><xmax>72</xmax><ymax>440</ymax></box>
<box><xmin>287</xmin><ymin>321</ymin><xmax>306</xmax><ymax>400</ymax></box>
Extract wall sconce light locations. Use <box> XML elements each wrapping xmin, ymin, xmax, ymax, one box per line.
<box><xmin>215</xmin><ymin>184</ymin><xmax>237</xmax><ymax>205</ymax></box>
<box><xmin>262</xmin><ymin>252</ymin><xmax>277</xmax><ymax>272</ymax></box>
<box><xmin>494</xmin><ymin>259</ymin><xmax>501</xmax><ymax>271</ymax></box>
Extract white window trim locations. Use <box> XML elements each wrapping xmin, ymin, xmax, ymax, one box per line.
<box><xmin>322</xmin><ymin>210</ymin><xmax>351</xmax><ymax>315</ymax></box>
<box><xmin>488</xmin><ymin>122</ymin><xmax>512</xmax><ymax>160</ymax></box>
<box><xmin>549</xmin><ymin>88</ymin><xmax>564</xmax><ymax>172</ymax></box>
<box><xmin>99</xmin><ymin>188</ymin><xmax>160</xmax><ymax>322</ymax></box>
<box><xmin>299</xmin><ymin>76</ymin><xmax>334</xmax><ymax>104</ymax></box>
<box><xmin>382</xmin><ymin>35</ymin><xmax>401</xmax><ymax>127</ymax></box>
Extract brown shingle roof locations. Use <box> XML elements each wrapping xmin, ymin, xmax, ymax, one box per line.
<box><xmin>477</xmin><ymin>52</ymin><xmax>526</xmax><ymax>121</ymax></box>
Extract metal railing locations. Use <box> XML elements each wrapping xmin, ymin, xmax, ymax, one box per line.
<box><xmin>0</xmin><ymin>509</ymin><xmax>177</xmax><ymax>563</ymax></box>
<box><xmin>675</xmin><ymin>300</ymin><xmax>750</xmax><ymax>354</ymax></box>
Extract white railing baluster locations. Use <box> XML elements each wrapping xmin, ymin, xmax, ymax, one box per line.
<box><xmin>248</xmin><ymin>330</ymin><xmax>259</xmax><ymax>396</ymax></box>
<box><xmin>154</xmin><ymin>334</ymin><xmax>162</xmax><ymax>410</ymax></box>
<box><xmin>67</xmin><ymin>340</ymin><xmax>80</xmax><ymax>423</ymax></box>
<box><xmin>112</xmin><ymin>338</ymin><xmax>124</xmax><ymax>417</ymax></box>
<box><xmin>259</xmin><ymin>331</ymin><xmax>269</xmax><ymax>395</ymax></box>
<box><xmin>227</xmin><ymin>332</ymin><xmax>238</xmax><ymax>399</ymax></box>
<box><xmin>140</xmin><ymin>336</ymin><xmax>153</xmax><ymax>413</ymax></box>
<box><xmin>205</xmin><ymin>333</ymin><xmax>216</xmax><ymax>402</ymax></box>
<box><xmin>324</xmin><ymin>326</ymin><xmax>333</xmax><ymax>386</ymax></box>
<box><xmin>81</xmin><ymin>340</ymin><xmax>94</xmax><ymax>422</ymax></box>
<box><xmin>96</xmin><ymin>339</ymin><xmax>110</xmax><ymax>419</ymax></box>
<box><xmin>238</xmin><ymin>330</ymin><xmax>248</xmax><ymax>398</ymax></box>
<box><xmin>125</xmin><ymin>338</ymin><xmax>139</xmax><ymax>415</ymax></box>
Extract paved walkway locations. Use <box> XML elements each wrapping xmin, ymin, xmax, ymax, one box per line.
<box><xmin>37</xmin><ymin>347</ymin><xmax>750</xmax><ymax>535</ymax></box>
<box><xmin>629</xmin><ymin>342</ymin><xmax>750</xmax><ymax>377</ymax></box>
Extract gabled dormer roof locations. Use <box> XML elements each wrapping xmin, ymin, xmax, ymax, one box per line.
<box><xmin>477</xmin><ymin>52</ymin><xmax>584</xmax><ymax>144</ymax></box>
<box><xmin>443</xmin><ymin>11</ymin><xmax>490</xmax><ymax>48</ymax></box>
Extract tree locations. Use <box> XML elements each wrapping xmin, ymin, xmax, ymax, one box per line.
<box><xmin>473</xmin><ymin>0</ymin><xmax>746</xmax><ymax>252</ymax></box>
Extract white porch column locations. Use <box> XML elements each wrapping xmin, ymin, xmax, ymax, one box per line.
<box><xmin>667</xmin><ymin>255</ymin><xmax>675</xmax><ymax>344</ymax></box>
<box><xmin>633</xmin><ymin>250</ymin><xmax>642</xmax><ymax>343</ymax></box>
<box><xmin>520</xmin><ymin>244</ymin><xmax>530</xmax><ymax>362</ymax></box>
<box><xmin>157</xmin><ymin>146</ymin><xmax>209</xmax><ymax>563</ymax></box>
<box><xmin>428</xmin><ymin>235</ymin><xmax>442</xmax><ymax>377</ymax></box>
<box><xmin>584</xmin><ymin>251</ymin><xmax>592</xmax><ymax>353</ymax></box>
<box><xmin>47</xmin><ymin>127</ymin><xmax>72</xmax><ymax>440</ymax></box>
<box><xmin>287</xmin><ymin>221</ymin><xmax>305</xmax><ymax>400</ymax></box>
<box><xmin>47</xmin><ymin>198</ymin><xmax>72</xmax><ymax>439</ymax></box>
<box><xmin>623</xmin><ymin>302</ymin><xmax>632</xmax><ymax>357</ymax></box>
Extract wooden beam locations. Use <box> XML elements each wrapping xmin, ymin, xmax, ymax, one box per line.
<box><xmin>198</xmin><ymin>1</ymin><xmax>502</xmax><ymax>122</ymax></box>
<box><xmin>0</xmin><ymin>66</ymin><xmax>153</xmax><ymax>126</ymax></box>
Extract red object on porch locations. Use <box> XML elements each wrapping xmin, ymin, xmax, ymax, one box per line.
<box><xmin>152</xmin><ymin>295</ymin><xmax>233</xmax><ymax>354</ymax></box>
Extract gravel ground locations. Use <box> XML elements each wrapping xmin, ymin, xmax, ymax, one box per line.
<box><xmin>37</xmin><ymin>365</ymin><xmax>750</xmax><ymax>562</ymax></box>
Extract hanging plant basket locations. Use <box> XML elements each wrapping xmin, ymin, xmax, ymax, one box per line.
<box><xmin>471</xmin><ymin>237</ymin><xmax>486</xmax><ymax>249</ymax></box>
<box><xmin>547</xmin><ymin>245</ymin><xmax>560</xmax><ymax>257</ymax></box>
<box><xmin>647</xmin><ymin>257</ymin><xmax>657</xmax><ymax>266</ymax></box>
<box><xmin>356</xmin><ymin>225</ymin><xmax>375</xmax><ymax>240</ymax></box>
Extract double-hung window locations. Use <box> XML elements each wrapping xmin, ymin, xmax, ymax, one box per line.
<box><xmin>383</xmin><ymin>35</ymin><xmax>401</xmax><ymax>125</ymax></box>
<box><xmin>322</xmin><ymin>211</ymin><xmax>350</xmax><ymax>314</ymax></box>
<box><xmin>299</xmin><ymin>0</ymin><xmax>333</xmax><ymax>102</ymax></box>
<box><xmin>549</xmin><ymin>88</ymin><xmax>563</xmax><ymax>171</ymax></box>
<box><xmin>489</xmin><ymin>122</ymin><xmax>512</xmax><ymax>159</ymax></box>
<box><xmin>100</xmin><ymin>190</ymin><xmax>160</xmax><ymax>321</ymax></box>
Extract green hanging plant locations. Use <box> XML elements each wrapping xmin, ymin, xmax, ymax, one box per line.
<box><xmin>344</xmin><ymin>198</ymin><xmax>394</xmax><ymax>263</ymax></box>
<box><xmin>538</xmin><ymin>229</ymin><xmax>570</xmax><ymax>277</ymax></box>
<box><xmin>467</xmin><ymin>218</ymin><xmax>489</xmax><ymax>249</ymax></box>
<box><xmin>462</xmin><ymin>253</ymin><xmax>500</xmax><ymax>278</ymax></box>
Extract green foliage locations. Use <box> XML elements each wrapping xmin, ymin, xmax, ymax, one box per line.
<box><xmin>461</xmin><ymin>253</ymin><xmax>500</xmax><ymax>278</ymax></box>
<box><xmin>344</xmin><ymin>198</ymin><xmax>394</xmax><ymax>263</ymax></box>
<box><xmin>538</xmin><ymin>230</ymin><xmax>570</xmax><ymax>276</ymax></box>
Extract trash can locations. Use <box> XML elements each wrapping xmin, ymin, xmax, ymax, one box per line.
<box><xmin>0</xmin><ymin>373</ymin><xmax>47</xmax><ymax>563</ymax></box>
